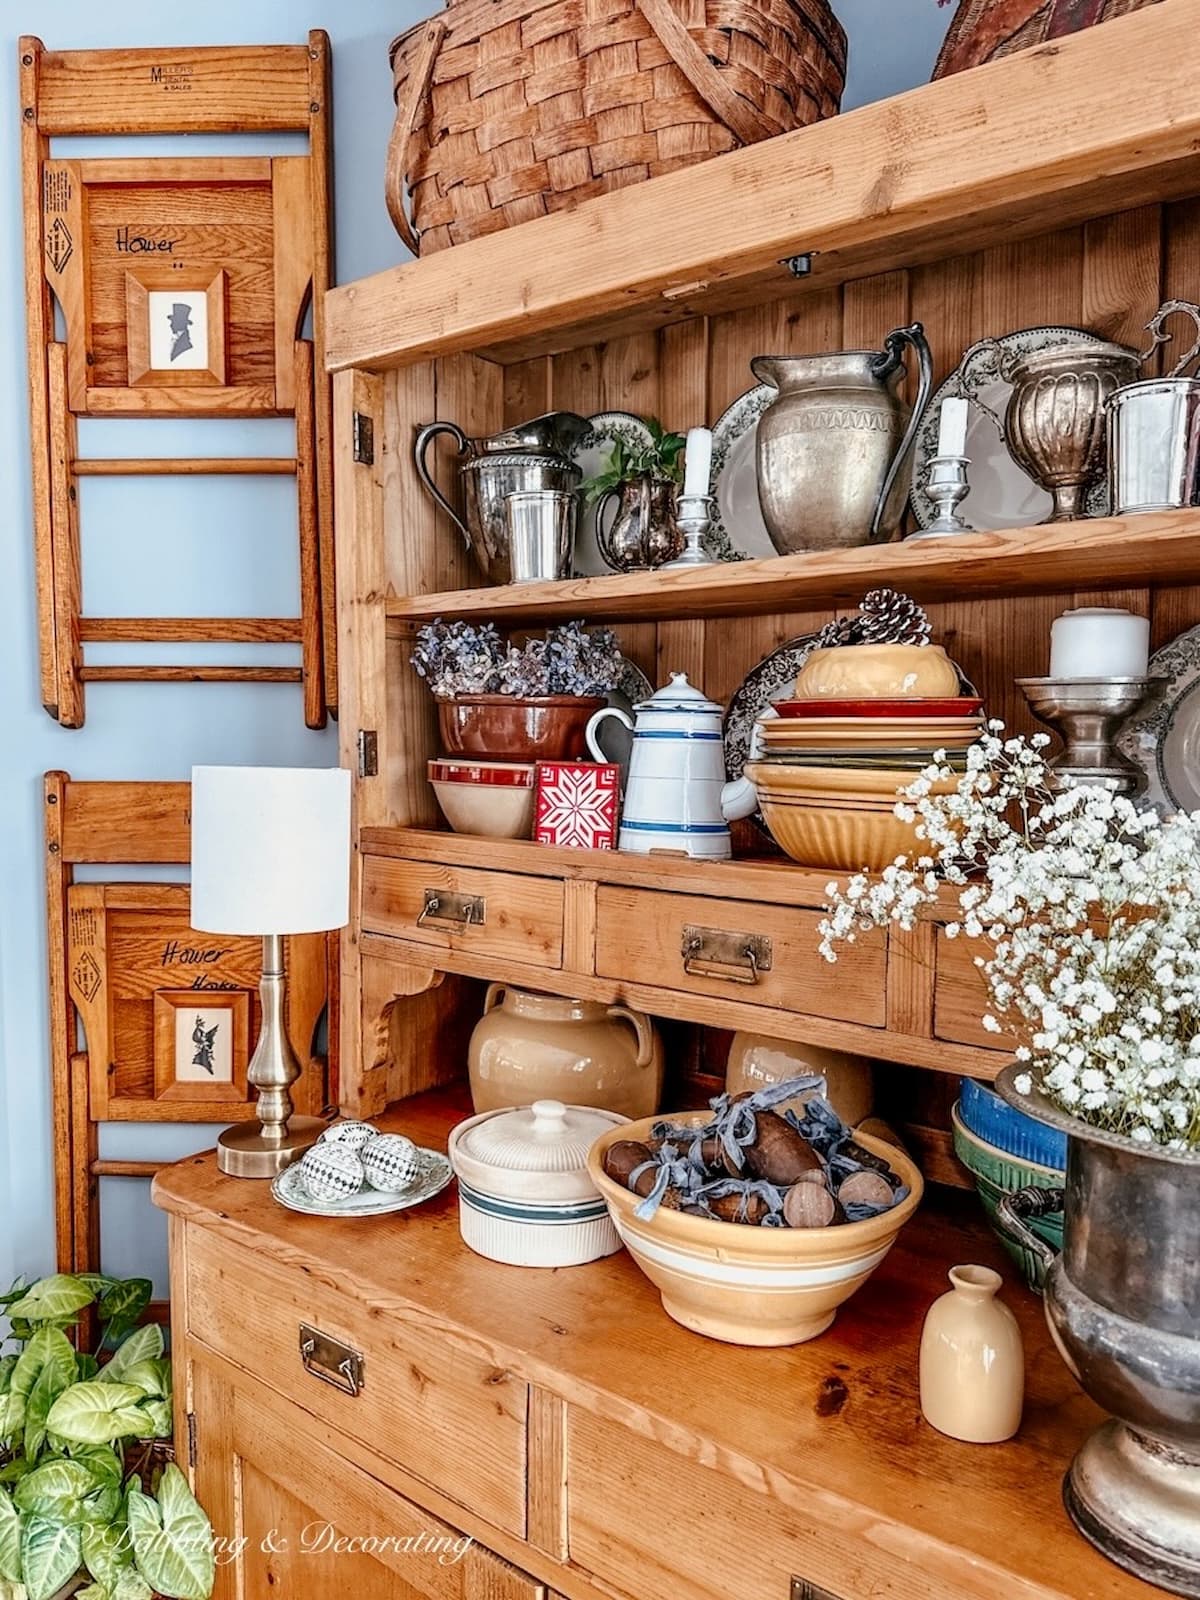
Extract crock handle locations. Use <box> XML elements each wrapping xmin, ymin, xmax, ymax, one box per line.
<box><xmin>482</xmin><ymin>983</ymin><xmax>505</xmax><ymax>1015</ymax></box>
<box><xmin>995</xmin><ymin>1185</ymin><xmax>1064</xmax><ymax>1274</ymax></box>
<box><xmin>608</xmin><ymin>1005</ymin><xmax>655</xmax><ymax>1068</ymax></box>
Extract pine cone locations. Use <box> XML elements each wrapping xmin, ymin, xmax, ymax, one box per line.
<box><xmin>854</xmin><ymin>588</ymin><xmax>931</xmax><ymax>647</ymax></box>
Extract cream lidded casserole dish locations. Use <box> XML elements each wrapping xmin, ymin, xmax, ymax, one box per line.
<box><xmin>448</xmin><ymin>1099</ymin><xmax>627</xmax><ymax>1267</ymax></box>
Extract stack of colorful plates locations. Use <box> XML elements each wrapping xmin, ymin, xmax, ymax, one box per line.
<box><xmin>756</xmin><ymin>695</ymin><xmax>985</xmax><ymax>768</ymax></box>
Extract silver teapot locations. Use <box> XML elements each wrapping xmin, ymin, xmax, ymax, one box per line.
<box><xmin>752</xmin><ymin>323</ymin><xmax>933</xmax><ymax>553</ymax></box>
<box><xmin>414</xmin><ymin>412</ymin><xmax>589</xmax><ymax>584</ymax></box>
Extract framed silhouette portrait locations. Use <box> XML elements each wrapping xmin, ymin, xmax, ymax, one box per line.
<box><xmin>125</xmin><ymin>268</ymin><xmax>226</xmax><ymax>387</ymax></box>
<box><xmin>153</xmin><ymin>987</ymin><xmax>250</xmax><ymax>1103</ymax></box>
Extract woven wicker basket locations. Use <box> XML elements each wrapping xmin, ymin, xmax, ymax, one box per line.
<box><xmin>387</xmin><ymin>0</ymin><xmax>846</xmax><ymax>254</ymax></box>
<box><xmin>933</xmin><ymin>0</ymin><xmax>1161</xmax><ymax>78</ymax></box>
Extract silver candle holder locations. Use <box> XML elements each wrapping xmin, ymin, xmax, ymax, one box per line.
<box><xmin>907</xmin><ymin>454</ymin><xmax>974</xmax><ymax>540</ymax></box>
<box><xmin>662</xmin><ymin>493</ymin><xmax>717</xmax><ymax>569</ymax></box>
<box><xmin>1017</xmin><ymin>676</ymin><xmax>1167</xmax><ymax>794</ymax></box>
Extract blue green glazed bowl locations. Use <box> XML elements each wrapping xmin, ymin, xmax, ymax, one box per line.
<box><xmin>952</xmin><ymin>1102</ymin><xmax>1064</xmax><ymax>1293</ymax></box>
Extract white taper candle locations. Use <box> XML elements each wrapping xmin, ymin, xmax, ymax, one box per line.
<box><xmin>683</xmin><ymin>426</ymin><xmax>712</xmax><ymax>498</ymax></box>
<box><xmin>936</xmin><ymin>396</ymin><xmax>969</xmax><ymax>458</ymax></box>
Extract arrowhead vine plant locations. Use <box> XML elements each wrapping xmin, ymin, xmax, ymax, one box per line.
<box><xmin>0</xmin><ymin>1273</ymin><xmax>214</xmax><ymax>1600</ymax></box>
<box><xmin>820</xmin><ymin>728</ymin><xmax>1200</xmax><ymax>1152</ymax></box>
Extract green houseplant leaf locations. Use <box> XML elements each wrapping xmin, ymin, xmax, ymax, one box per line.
<box><xmin>128</xmin><ymin>1467</ymin><xmax>214</xmax><ymax>1600</ymax></box>
<box><xmin>82</xmin><ymin>1516</ymin><xmax>134</xmax><ymax>1588</ymax></box>
<box><xmin>45</xmin><ymin>1384</ymin><xmax>150</xmax><ymax>1446</ymax></box>
<box><xmin>136</xmin><ymin>1401</ymin><xmax>173</xmax><ymax>1441</ymax></box>
<box><xmin>0</xmin><ymin>1395</ymin><xmax>25</xmax><ymax>1446</ymax></box>
<box><xmin>66</xmin><ymin>1449</ymin><xmax>122</xmax><ymax>1490</ymax></box>
<box><xmin>14</xmin><ymin>1458</ymin><xmax>95</xmax><ymax>1523</ymax></box>
<box><xmin>97</xmin><ymin>1283</ymin><xmax>151</xmax><ymax>1344</ymax></box>
<box><xmin>20</xmin><ymin>1517</ymin><xmax>81</xmax><ymax>1600</ymax></box>
<box><xmin>11</xmin><ymin>1331</ymin><xmax>76</xmax><ymax>1406</ymax></box>
<box><xmin>7</xmin><ymin>1278</ymin><xmax>93</xmax><ymax>1326</ymax></box>
<box><xmin>99</xmin><ymin>1328</ymin><xmax>162</xmax><ymax>1388</ymax></box>
<box><xmin>0</xmin><ymin>1492</ymin><xmax>21</xmax><ymax>1583</ymax></box>
<box><xmin>23</xmin><ymin>1364</ymin><xmax>71</xmax><ymax>1464</ymax></box>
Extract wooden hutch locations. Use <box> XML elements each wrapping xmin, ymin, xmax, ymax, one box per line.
<box><xmin>155</xmin><ymin>8</ymin><xmax>1200</xmax><ymax>1598</ymax></box>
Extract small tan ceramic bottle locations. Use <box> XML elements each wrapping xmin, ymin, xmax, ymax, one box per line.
<box><xmin>919</xmin><ymin>1264</ymin><xmax>1024</xmax><ymax>1443</ymax></box>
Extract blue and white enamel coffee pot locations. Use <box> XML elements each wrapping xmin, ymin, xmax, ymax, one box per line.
<box><xmin>585</xmin><ymin>674</ymin><xmax>757</xmax><ymax>859</ymax></box>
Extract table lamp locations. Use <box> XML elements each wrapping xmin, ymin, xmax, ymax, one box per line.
<box><xmin>190</xmin><ymin>765</ymin><xmax>351</xmax><ymax>1178</ymax></box>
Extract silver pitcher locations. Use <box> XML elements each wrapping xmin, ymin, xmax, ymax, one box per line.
<box><xmin>996</xmin><ymin>1065</ymin><xmax>1200</xmax><ymax>1598</ymax></box>
<box><xmin>414</xmin><ymin>412</ymin><xmax>588</xmax><ymax>584</ymax></box>
<box><xmin>751</xmin><ymin>323</ymin><xmax>933</xmax><ymax>554</ymax></box>
<box><xmin>1109</xmin><ymin>300</ymin><xmax>1200</xmax><ymax>514</ymax></box>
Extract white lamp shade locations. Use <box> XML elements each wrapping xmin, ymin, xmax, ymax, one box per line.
<box><xmin>190</xmin><ymin>766</ymin><xmax>351</xmax><ymax>935</ymax></box>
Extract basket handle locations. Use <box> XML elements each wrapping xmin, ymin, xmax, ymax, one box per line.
<box><xmin>386</xmin><ymin>17</ymin><xmax>446</xmax><ymax>255</ymax></box>
<box><xmin>635</xmin><ymin>0</ymin><xmax>775</xmax><ymax>146</ymax></box>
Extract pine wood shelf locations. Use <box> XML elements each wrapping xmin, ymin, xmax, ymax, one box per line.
<box><xmin>325</xmin><ymin>2</ymin><xmax>1200</xmax><ymax>370</ymax></box>
<box><xmin>383</xmin><ymin>511</ymin><xmax>1200</xmax><ymax>626</ymax></box>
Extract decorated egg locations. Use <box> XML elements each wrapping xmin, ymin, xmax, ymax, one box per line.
<box><xmin>361</xmin><ymin>1133</ymin><xmax>420</xmax><ymax>1193</ymax></box>
<box><xmin>318</xmin><ymin>1119</ymin><xmax>378</xmax><ymax>1151</ymax></box>
<box><xmin>296</xmin><ymin>1142</ymin><xmax>365</xmax><ymax>1202</ymax></box>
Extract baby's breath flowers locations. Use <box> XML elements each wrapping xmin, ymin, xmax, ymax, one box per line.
<box><xmin>819</xmin><ymin>725</ymin><xmax>1200</xmax><ymax>1152</ymax></box>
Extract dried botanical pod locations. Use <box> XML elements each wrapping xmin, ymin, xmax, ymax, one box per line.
<box><xmin>836</xmin><ymin>1169</ymin><xmax>896</xmax><ymax>1210</ymax></box>
<box><xmin>842</xmin><ymin>1139</ymin><xmax>896</xmax><ymax>1177</ymax></box>
<box><xmin>743</xmin><ymin>1111</ymin><xmax>823</xmax><ymax>1185</ymax></box>
<box><xmin>604</xmin><ymin>1140</ymin><xmax>656</xmax><ymax>1195</ymax></box>
<box><xmin>708</xmin><ymin>1190</ymin><xmax>772</xmax><ymax>1226</ymax></box>
<box><xmin>782</xmin><ymin>1181</ymin><xmax>838</xmax><ymax>1229</ymax></box>
<box><xmin>658</xmin><ymin>1188</ymin><xmax>684</xmax><ymax>1211</ymax></box>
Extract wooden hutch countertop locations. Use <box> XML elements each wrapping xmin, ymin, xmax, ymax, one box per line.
<box><xmin>155</xmin><ymin>1085</ymin><xmax>1155</xmax><ymax>1600</ymax></box>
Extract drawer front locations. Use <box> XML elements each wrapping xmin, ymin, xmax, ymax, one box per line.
<box><xmin>185</xmin><ymin>1229</ymin><xmax>528</xmax><ymax>1537</ymax></box>
<box><xmin>361</xmin><ymin>855</ymin><xmax>564</xmax><ymax>968</ymax></box>
<box><xmin>933</xmin><ymin>928</ymin><xmax>995</xmax><ymax>1047</ymax></box>
<box><xmin>568</xmin><ymin>1409</ymin><xmax>944</xmax><ymax>1600</ymax></box>
<box><xmin>593</xmin><ymin>886</ymin><xmax>886</xmax><ymax>1026</ymax></box>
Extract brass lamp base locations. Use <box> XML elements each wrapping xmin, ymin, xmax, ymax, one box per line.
<box><xmin>217</xmin><ymin>1115</ymin><xmax>325</xmax><ymax>1178</ymax></box>
<box><xmin>218</xmin><ymin>932</ymin><xmax>324</xmax><ymax>1180</ymax></box>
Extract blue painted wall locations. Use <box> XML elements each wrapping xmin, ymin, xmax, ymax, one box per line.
<box><xmin>0</xmin><ymin>0</ymin><xmax>950</xmax><ymax>1292</ymax></box>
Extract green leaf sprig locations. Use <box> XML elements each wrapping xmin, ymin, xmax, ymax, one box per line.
<box><xmin>581</xmin><ymin>416</ymin><xmax>686</xmax><ymax>504</ymax></box>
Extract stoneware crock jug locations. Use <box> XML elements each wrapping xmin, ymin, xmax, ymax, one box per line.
<box><xmin>585</xmin><ymin>674</ymin><xmax>757</xmax><ymax>858</ymax></box>
<box><xmin>468</xmin><ymin>985</ymin><xmax>663</xmax><ymax>1118</ymax></box>
<box><xmin>413</xmin><ymin>411</ymin><xmax>588</xmax><ymax>584</ymax></box>
<box><xmin>919</xmin><ymin>1264</ymin><xmax>1025</xmax><ymax>1443</ymax></box>
<box><xmin>751</xmin><ymin>322</ymin><xmax>933</xmax><ymax>554</ymax></box>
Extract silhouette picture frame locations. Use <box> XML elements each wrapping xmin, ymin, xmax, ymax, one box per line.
<box><xmin>153</xmin><ymin>987</ymin><xmax>250</xmax><ymax>1104</ymax></box>
<box><xmin>125</xmin><ymin>268</ymin><xmax>227</xmax><ymax>387</ymax></box>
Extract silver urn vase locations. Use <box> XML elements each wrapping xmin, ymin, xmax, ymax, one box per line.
<box><xmin>996</xmin><ymin>1064</ymin><xmax>1200</xmax><ymax>1598</ymax></box>
<box><xmin>1000</xmin><ymin>343</ymin><xmax>1140</xmax><ymax>521</ymax></box>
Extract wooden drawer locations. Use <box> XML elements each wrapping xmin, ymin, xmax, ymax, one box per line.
<box><xmin>933</xmin><ymin>928</ymin><xmax>996</xmax><ymax>1048</ymax></box>
<box><xmin>194</xmin><ymin>1360</ymin><xmax>541</xmax><ymax>1600</ymax></box>
<box><xmin>184</xmin><ymin>1228</ymin><xmax>528</xmax><ymax>1537</ymax></box>
<box><xmin>361</xmin><ymin>855</ymin><xmax>563</xmax><ymax>969</ymax></box>
<box><xmin>593</xmin><ymin>885</ymin><xmax>886</xmax><ymax>1026</ymax></box>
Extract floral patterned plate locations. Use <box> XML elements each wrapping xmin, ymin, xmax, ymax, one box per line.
<box><xmin>708</xmin><ymin>384</ymin><xmax>776</xmax><ymax>562</ymax></box>
<box><xmin>908</xmin><ymin>327</ymin><xmax>1113</xmax><ymax>531</ymax></box>
<box><xmin>272</xmin><ymin>1146</ymin><xmax>453</xmax><ymax>1218</ymax></box>
<box><xmin>723</xmin><ymin>635</ymin><xmax>822</xmax><ymax>831</ymax></box>
<box><xmin>1116</xmin><ymin>623</ymin><xmax>1200</xmax><ymax>815</ymax></box>
<box><xmin>571</xmin><ymin>411</ymin><xmax>655</xmax><ymax>576</ymax></box>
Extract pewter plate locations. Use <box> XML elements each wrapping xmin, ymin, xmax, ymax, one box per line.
<box><xmin>571</xmin><ymin>411</ymin><xmax>655</xmax><ymax>576</ymax></box>
<box><xmin>1116</xmin><ymin>623</ymin><xmax>1200</xmax><ymax>815</ymax></box>
<box><xmin>271</xmin><ymin>1147</ymin><xmax>453</xmax><ymax>1218</ymax></box>
<box><xmin>708</xmin><ymin>384</ymin><xmax>776</xmax><ymax>562</ymax></box>
<box><xmin>909</xmin><ymin>327</ymin><xmax>1113</xmax><ymax>531</ymax></box>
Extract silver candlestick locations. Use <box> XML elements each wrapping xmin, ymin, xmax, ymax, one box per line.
<box><xmin>907</xmin><ymin>454</ymin><xmax>974</xmax><ymax>539</ymax></box>
<box><xmin>1017</xmin><ymin>676</ymin><xmax>1167</xmax><ymax>795</ymax></box>
<box><xmin>662</xmin><ymin>493</ymin><xmax>717</xmax><ymax>568</ymax></box>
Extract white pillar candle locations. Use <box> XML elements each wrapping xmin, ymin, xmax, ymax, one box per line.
<box><xmin>683</xmin><ymin>426</ymin><xmax>712</xmax><ymax>498</ymax></box>
<box><xmin>936</xmin><ymin>396</ymin><xmax>969</xmax><ymax>458</ymax></box>
<box><xmin>1049</xmin><ymin>608</ymin><xmax>1150</xmax><ymax>679</ymax></box>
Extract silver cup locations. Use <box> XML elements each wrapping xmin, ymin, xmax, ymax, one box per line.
<box><xmin>504</xmin><ymin>490</ymin><xmax>577</xmax><ymax>583</ymax></box>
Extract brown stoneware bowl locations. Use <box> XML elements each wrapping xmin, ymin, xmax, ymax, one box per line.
<box><xmin>438</xmin><ymin>695</ymin><xmax>605</xmax><ymax>763</ymax></box>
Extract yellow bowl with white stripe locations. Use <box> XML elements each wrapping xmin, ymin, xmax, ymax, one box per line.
<box><xmin>588</xmin><ymin>1113</ymin><xmax>923</xmax><ymax>1345</ymax></box>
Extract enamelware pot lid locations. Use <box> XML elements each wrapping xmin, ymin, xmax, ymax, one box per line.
<box><xmin>456</xmin><ymin>1099</ymin><xmax>620</xmax><ymax>1174</ymax></box>
<box><xmin>636</xmin><ymin>672</ymin><xmax>722</xmax><ymax>715</ymax></box>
